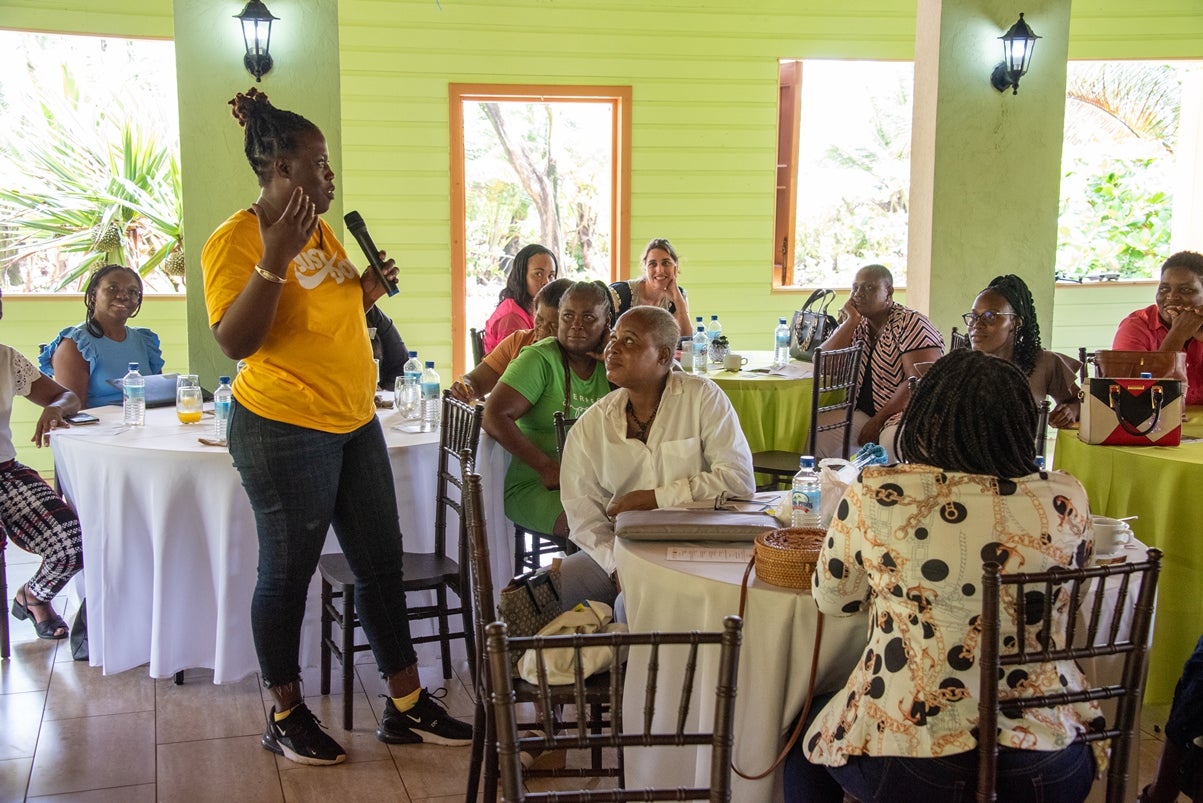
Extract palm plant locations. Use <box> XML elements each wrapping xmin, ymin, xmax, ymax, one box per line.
<box><xmin>0</xmin><ymin>71</ymin><xmax>183</xmax><ymax>291</ymax></box>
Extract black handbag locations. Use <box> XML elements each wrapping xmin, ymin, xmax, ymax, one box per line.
<box><xmin>789</xmin><ymin>288</ymin><xmax>838</xmax><ymax>361</ymax></box>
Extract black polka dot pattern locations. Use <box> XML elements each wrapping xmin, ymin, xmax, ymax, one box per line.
<box><xmin>802</xmin><ymin>464</ymin><xmax>1104</xmax><ymax>767</ymax></box>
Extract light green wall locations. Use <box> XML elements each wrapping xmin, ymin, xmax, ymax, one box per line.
<box><xmin>2</xmin><ymin>0</ymin><xmax>1201</xmax><ymax>388</ymax></box>
<box><xmin>172</xmin><ymin>0</ymin><xmax>344</xmax><ymax>388</ymax></box>
<box><xmin>910</xmin><ymin>0</ymin><xmax>1071</xmax><ymax>340</ymax></box>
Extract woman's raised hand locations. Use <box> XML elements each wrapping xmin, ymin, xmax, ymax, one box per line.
<box><xmin>252</xmin><ymin>187</ymin><xmax>318</xmax><ymax>271</ymax></box>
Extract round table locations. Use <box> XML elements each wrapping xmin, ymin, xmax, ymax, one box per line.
<box><xmin>50</xmin><ymin>404</ymin><xmax>512</xmax><ymax>683</ymax></box>
<box><xmin>707</xmin><ymin>351</ymin><xmax>816</xmax><ymax>454</ymax></box>
<box><xmin>614</xmin><ymin>536</ymin><xmax>867</xmax><ymax>802</ymax></box>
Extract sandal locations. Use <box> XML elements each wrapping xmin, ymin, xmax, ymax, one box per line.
<box><xmin>11</xmin><ymin>587</ymin><xmax>68</xmax><ymax>640</ymax></box>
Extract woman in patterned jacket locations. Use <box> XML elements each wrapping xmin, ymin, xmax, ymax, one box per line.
<box><xmin>786</xmin><ymin>348</ymin><xmax>1100</xmax><ymax>803</ymax></box>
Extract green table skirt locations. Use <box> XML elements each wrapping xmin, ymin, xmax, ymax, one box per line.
<box><xmin>709</xmin><ymin>370</ymin><xmax>814</xmax><ymax>454</ymax></box>
<box><xmin>1054</xmin><ymin>408</ymin><xmax>1203</xmax><ymax>704</ymax></box>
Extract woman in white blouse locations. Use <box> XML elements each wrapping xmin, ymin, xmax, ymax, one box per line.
<box><xmin>786</xmin><ymin>348</ymin><xmax>1099</xmax><ymax>803</ymax></box>
<box><xmin>559</xmin><ymin>305</ymin><xmax>755</xmax><ymax>609</ymax></box>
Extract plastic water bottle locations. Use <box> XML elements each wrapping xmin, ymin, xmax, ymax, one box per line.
<box><xmin>398</xmin><ymin>351</ymin><xmax>422</xmax><ymax>421</ymax></box>
<box><xmin>774</xmin><ymin>317</ymin><xmax>791</xmax><ymax>368</ymax></box>
<box><xmin>707</xmin><ymin>314</ymin><xmax>722</xmax><ymax>344</ymax></box>
<box><xmin>213</xmin><ymin>375</ymin><xmax>233</xmax><ymax>442</ymax></box>
<box><xmin>791</xmin><ymin>455</ymin><xmax>822</xmax><ymax>528</ymax></box>
<box><xmin>122</xmin><ymin>362</ymin><xmax>145</xmax><ymax>426</ymax></box>
<box><xmin>420</xmin><ymin>360</ymin><xmax>441</xmax><ymax>431</ymax></box>
<box><xmin>691</xmin><ymin>325</ymin><xmax>709</xmax><ymax>375</ymax></box>
<box><xmin>707</xmin><ymin>314</ymin><xmax>723</xmax><ymax>364</ymax></box>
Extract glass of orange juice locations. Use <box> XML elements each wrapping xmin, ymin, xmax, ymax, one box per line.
<box><xmin>176</xmin><ymin>374</ymin><xmax>203</xmax><ymax>424</ymax></box>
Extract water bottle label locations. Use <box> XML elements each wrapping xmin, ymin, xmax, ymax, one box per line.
<box><xmin>420</xmin><ymin>381</ymin><xmax>439</xmax><ymax>400</ymax></box>
<box><xmin>215</xmin><ymin>400</ymin><xmax>232</xmax><ymax>417</ymax></box>
<box><xmin>792</xmin><ymin>489</ymin><xmax>818</xmax><ymax>512</ymax></box>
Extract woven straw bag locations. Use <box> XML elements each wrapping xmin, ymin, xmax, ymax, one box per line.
<box><xmin>753</xmin><ymin>527</ymin><xmax>825</xmax><ymax>589</ymax></box>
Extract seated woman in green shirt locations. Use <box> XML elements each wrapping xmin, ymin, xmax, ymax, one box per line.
<box><xmin>483</xmin><ymin>281</ymin><xmax>613</xmax><ymax>536</ymax></box>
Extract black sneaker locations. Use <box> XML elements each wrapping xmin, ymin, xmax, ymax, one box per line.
<box><xmin>377</xmin><ymin>689</ymin><xmax>473</xmax><ymax>746</ymax></box>
<box><xmin>262</xmin><ymin>703</ymin><xmax>347</xmax><ymax>765</ymax></box>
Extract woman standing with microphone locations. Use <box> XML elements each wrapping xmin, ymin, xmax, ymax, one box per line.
<box><xmin>201</xmin><ymin>88</ymin><xmax>470</xmax><ymax>766</ymax></box>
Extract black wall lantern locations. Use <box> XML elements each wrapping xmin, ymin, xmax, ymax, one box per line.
<box><xmin>990</xmin><ymin>12</ymin><xmax>1040</xmax><ymax>95</ymax></box>
<box><xmin>235</xmin><ymin>0</ymin><xmax>278</xmax><ymax>82</ymax></box>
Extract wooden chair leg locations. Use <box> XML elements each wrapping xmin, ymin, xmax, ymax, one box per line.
<box><xmin>513</xmin><ymin>524</ymin><xmax>525</xmax><ymax>577</ymax></box>
<box><xmin>0</xmin><ymin>544</ymin><xmax>9</xmax><ymax>660</ymax></box>
<box><xmin>319</xmin><ymin>578</ymin><xmax>333</xmax><ymax>696</ymax></box>
<box><xmin>436</xmin><ymin>585</ymin><xmax>452</xmax><ymax>680</ymax></box>
<box><xmin>466</xmin><ymin>697</ymin><xmax>487</xmax><ymax>803</ymax></box>
<box><xmin>341</xmin><ymin>584</ymin><xmax>356</xmax><ymax>731</ymax></box>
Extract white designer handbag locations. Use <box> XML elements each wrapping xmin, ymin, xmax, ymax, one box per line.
<box><xmin>516</xmin><ymin>601</ymin><xmax>627</xmax><ymax>685</ymax></box>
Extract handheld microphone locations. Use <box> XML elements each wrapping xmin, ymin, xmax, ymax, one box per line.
<box><xmin>343</xmin><ymin>211</ymin><xmax>400</xmax><ymax>297</ymax></box>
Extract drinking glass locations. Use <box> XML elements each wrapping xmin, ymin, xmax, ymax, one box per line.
<box><xmin>395</xmin><ymin>376</ymin><xmax>421</xmax><ymax>420</ymax></box>
<box><xmin>176</xmin><ymin>374</ymin><xmax>203</xmax><ymax>424</ymax></box>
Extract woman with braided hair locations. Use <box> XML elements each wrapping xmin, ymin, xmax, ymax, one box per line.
<box><xmin>201</xmin><ymin>88</ymin><xmax>470</xmax><ymax>767</ymax></box>
<box><xmin>786</xmin><ymin>349</ymin><xmax>1098</xmax><ymax>803</ymax></box>
<box><xmin>41</xmin><ymin>264</ymin><xmax>164</xmax><ymax>407</ymax></box>
<box><xmin>966</xmin><ymin>273</ymin><xmax>1081</xmax><ymax>427</ymax></box>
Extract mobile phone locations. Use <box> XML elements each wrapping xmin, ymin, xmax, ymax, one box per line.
<box><xmin>65</xmin><ymin>412</ymin><xmax>100</xmax><ymax>425</ymax></box>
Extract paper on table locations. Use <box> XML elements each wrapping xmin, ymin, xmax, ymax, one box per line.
<box><xmin>665</xmin><ymin>546</ymin><xmax>753</xmax><ymax>563</ymax></box>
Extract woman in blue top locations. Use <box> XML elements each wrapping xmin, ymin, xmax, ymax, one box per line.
<box><xmin>40</xmin><ymin>264</ymin><xmax>164</xmax><ymax>406</ymax></box>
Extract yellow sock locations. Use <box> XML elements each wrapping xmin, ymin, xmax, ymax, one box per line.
<box><xmin>390</xmin><ymin>688</ymin><xmax>422</xmax><ymax>713</ymax></box>
<box><xmin>273</xmin><ymin>704</ymin><xmax>297</xmax><ymax>722</ymax></box>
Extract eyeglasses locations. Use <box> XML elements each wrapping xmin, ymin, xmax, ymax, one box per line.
<box><xmin>100</xmin><ymin>284</ymin><xmax>142</xmax><ymax>301</ymax></box>
<box><xmin>962</xmin><ymin>311</ymin><xmax>1018</xmax><ymax>327</ymax></box>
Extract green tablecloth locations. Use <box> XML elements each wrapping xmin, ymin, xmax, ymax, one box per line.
<box><xmin>708</xmin><ymin>357</ymin><xmax>814</xmax><ymax>454</ymax></box>
<box><xmin>1054</xmin><ymin>408</ymin><xmax>1203</xmax><ymax>705</ymax></box>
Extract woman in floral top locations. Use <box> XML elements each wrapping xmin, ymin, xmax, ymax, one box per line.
<box><xmin>786</xmin><ymin>349</ymin><xmax>1100</xmax><ymax>803</ymax></box>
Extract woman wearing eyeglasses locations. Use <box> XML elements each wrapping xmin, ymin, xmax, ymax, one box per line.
<box><xmin>39</xmin><ymin>264</ymin><xmax>164</xmax><ymax>407</ymax></box>
<box><xmin>965</xmin><ymin>274</ymin><xmax>1080</xmax><ymax>428</ymax></box>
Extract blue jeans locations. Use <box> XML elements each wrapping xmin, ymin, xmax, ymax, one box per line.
<box><xmin>1166</xmin><ymin>633</ymin><xmax>1203</xmax><ymax>746</ymax></box>
<box><xmin>785</xmin><ymin>693</ymin><xmax>1095</xmax><ymax>803</ymax></box>
<box><xmin>229</xmin><ymin>402</ymin><xmax>416</xmax><ymax>686</ymax></box>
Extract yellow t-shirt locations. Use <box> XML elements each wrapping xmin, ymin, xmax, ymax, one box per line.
<box><xmin>201</xmin><ymin>210</ymin><xmax>375</xmax><ymax>433</ymax></box>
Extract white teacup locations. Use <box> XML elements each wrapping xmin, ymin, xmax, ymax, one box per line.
<box><xmin>723</xmin><ymin>353</ymin><xmax>749</xmax><ymax>372</ymax></box>
<box><xmin>1092</xmin><ymin>516</ymin><xmax>1132</xmax><ymax>555</ymax></box>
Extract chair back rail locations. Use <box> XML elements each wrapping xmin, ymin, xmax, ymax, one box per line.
<box><xmin>977</xmin><ymin>548</ymin><xmax>1162</xmax><ymax>803</ymax></box>
<box><xmin>464</xmin><ymin>467</ymin><xmax>621</xmax><ymax>800</ymax></box>
<box><xmin>470</xmin><ymin>327</ymin><xmax>486</xmax><ymax>365</ymax></box>
<box><xmin>1078</xmin><ymin>347</ymin><xmax>1100</xmax><ymax>384</ymax></box>
<box><xmin>485</xmin><ymin>617</ymin><xmax>743</xmax><ymax>802</ymax></box>
<box><xmin>553</xmin><ymin>410</ymin><xmax>578</xmax><ymax>459</ymax></box>
<box><xmin>809</xmin><ymin>342</ymin><xmax>864</xmax><ymax>458</ymax></box>
<box><xmin>1035</xmin><ymin>399</ymin><xmax>1051</xmax><ymax>459</ymax></box>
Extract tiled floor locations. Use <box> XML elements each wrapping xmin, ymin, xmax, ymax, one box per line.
<box><xmin>0</xmin><ymin>542</ymin><xmax>1170</xmax><ymax>801</ymax></box>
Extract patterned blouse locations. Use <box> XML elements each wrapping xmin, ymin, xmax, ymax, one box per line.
<box><xmin>804</xmin><ymin>464</ymin><xmax>1101</xmax><ymax>767</ymax></box>
<box><xmin>852</xmin><ymin>303</ymin><xmax>943</xmax><ymax>414</ymax></box>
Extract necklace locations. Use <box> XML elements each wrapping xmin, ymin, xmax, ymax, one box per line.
<box><xmin>626</xmin><ymin>399</ymin><xmax>657</xmax><ymax>442</ymax></box>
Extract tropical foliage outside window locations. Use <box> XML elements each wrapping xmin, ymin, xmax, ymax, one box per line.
<box><xmin>462</xmin><ymin>100</ymin><xmax>614</xmax><ymax>327</ymax></box>
<box><xmin>791</xmin><ymin>61</ymin><xmax>913</xmax><ymax>288</ymax></box>
<box><xmin>0</xmin><ymin>32</ymin><xmax>183</xmax><ymax>293</ymax></box>
<box><xmin>782</xmin><ymin>59</ymin><xmax>1191</xmax><ymax>288</ymax></box>
<box><xmin>1056</xmin><ymin>62</ymin><xmax>1180</xmax><ymax>280</ymax></box>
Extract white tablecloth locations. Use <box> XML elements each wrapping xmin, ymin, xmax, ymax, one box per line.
<box><xmin>51</xmin><ymin>404</ymin><xmax>512</xmax><ymax>683</ymax></box>
<box><xmin>615</xmin><ymin>536</ymin><xmax>1154</xmax><ymax>803</ymax></box>
<box><xmin>614</xmin><ymin>538</ymin><xmax>868</xmax><ymax>802</ymax></box>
